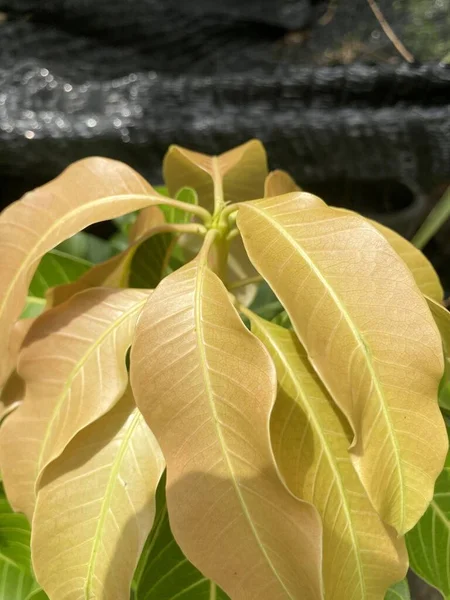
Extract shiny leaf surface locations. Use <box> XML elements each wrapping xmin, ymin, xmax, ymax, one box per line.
<box><xmin>32</xmin><ymin>389</ymin><xmax>164</xmax><ymax>600</ymax></box>
<box><xmin>163</xmin><ymin>140</ymin><xmax>267</xmax><ymax>212</ymax></box>
<box><xmin>0</xmin><ymin>288</ymin><xmax>150</xmax><ymax>520</ymax></box>
<box><xmin>131</xmin><ymin>255</ymin><xmax>323</xmax><ymax>600</ymax></box>
<box><xmin>249</xmin><ymin>315</ymin><xmax>407</xmax><ymax>600</ymax></box>
<box><xmin>0</xmin><ymin>156</ymin><xmax>170</xmax><ymax>386</ymax></box>
<box><xmin>238</xmin><ymin>193</ymin><xmax>447</xmax><ymax>534</ymax></box>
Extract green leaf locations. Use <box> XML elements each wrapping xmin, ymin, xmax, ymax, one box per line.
<box><xmin>128</xmin><ymin>232</ymin><xmax>173</xmax><ymax>289</ymax></box>
<box><xmin>129</xmin><ymin>188</ymin><xmax>198</xmax><ymax>288</ymax></box>
<box><xmin>412</xmin><ymin>186</ymin><xmax>450</xmax><ymax>249</ymax></box>
<box><xmin>406</xmin><ymin>423</ymin><xmax>450</xmax><ymax>599</ymax></box>
<box><xmin>57</xmin><ymin>231</ymin><xmax>115</xmax><ymax>263</ymax></box>
<box><xmin>112</xmin><ymin>212</ymin><xmax>138</xmax><ymax>235</ymax></box>
<box><xmin>24</xmin><ymin>591</ymin><xmax>48</xmax><ymax>600</ymax></box>
<box><xmin>109</xmin><ymin>231</ymin><xmax>130</xmax><ymax>253</ymax></box>
<box><xmin>28</xmin><ymin>250</ymin><xmax>91</xmax><ymax>298</ymax></box>
<box><xmin>20</xmin><ymin>297</ymin><xmax>46</xmax><ymax>319</ymax></box>
<box><xmin>134</xmin><ymin>476</ymin><xmax>229</xmax><ymax>600</ymax></box>
<box><xmin>160</xmin><ymin>187</ymin><xmax>198</xmax><ymax>225</ymax></box>
<box><xmin>385</xmin><ymin>579</ymin><xmax>411</xmax><ymax>600</ymax></box>
<box><xmin>0</xmin><ymin>484</ymin><xmax>39</xmax><ymax>599</ymax></box>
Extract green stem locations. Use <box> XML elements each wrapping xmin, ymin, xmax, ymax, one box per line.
<box><xmin>226</xmin><ymin>228</ymin><xmax>240</xmax><ymax>241</ymax></box>
<box><xmin>100</xmin><ymin>193</ymin><xmax>212</xmax><ymax>224</ymax></box>
<box><xmin>412</xmin><ymin>187</ymin><xmax>450</xmax><ymax>249</ymax></box>
<box><xmin>212</xmin><ymin>157</ymin><xmax>225</xmax><ymax>214</ymax></box>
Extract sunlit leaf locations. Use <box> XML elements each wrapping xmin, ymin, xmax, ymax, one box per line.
<box><xmin>238</xmin><ymin>192</ymin><xmax>447</xmax><ymax>534</ymax></box>
<box><xmin>385</xmin><ymin>579</ymin><xmax>411</xmax><ymax>600</ymax></box>
<box><xmin>0</xmin><ymin>156</ymin><xmax>172</xmax><ymax>386</ymax></box>
<box><xmin>335</xmin><ymin>208</ymin><xmax>444</xmax><ymax>303</ymax></box>
<box><xmin>406</xmin><ymin>423</ymin><xmax>450</xmax><ymax>600</ymax></box>
<box><xmin>32</xmin><ymin>388</ymin><xmax>164</xmax><ymax>600</ymax></box>
<box><xmin>264</xmin><ymin>170</ymin><xmax>300</xmax><ymax>197</ymax></box>
<box><xmin>0</xmin><ymin>288</ymin><xmax>150</xmax><ymax>520</ymax></box>
<box><xmin>249</xmin><ymin>315</ymin><xmax>407</xmax><ymax>599</ymax></box>
<box><xmin>134</xmin><ymin>475</ymin><xmax>229</xmax><ymax>600</ymax></box>
<box><xmin>163</xmin><ymin>140</ymin><xmax>267</xmax><ymax>212</ymax></box>
<box><xmin>131</xmin><ymin>255</ymin><xmax>323</xmax><ymax>600</ymax></box>
<box><xmin>0</xmin><ymin>320</ymin><xmax>33</xmax><ymax>421</ymax></box>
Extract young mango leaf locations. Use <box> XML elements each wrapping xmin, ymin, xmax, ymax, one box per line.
<box><xmin>264</xmin><ymin>170</ymin><xmax>301</xmax><ymax>197</ymax></box>
<box><xmin>131</xmin><ymin>255</ymin><xmax>323</xmax><ymax>600</ymax></box>
<box><xmin>385</xmin><ymin>579</ymin><xmax>411</xmax><ymax>600</ymax></box>
<box><xmin>32</xmin><ymin>388</ymin><xmax>164</xmax><ymax>600</ymax></box>
<box><xmin>163</xmin><ymin>140</ymin><xmax>267</xmax><ymax>212</ymax></box>
<box><xmin>248</xmin><ymin>315</ymin><xmax>407</xmax><ymax>599</ymax></box>
<box><xmin>0</xmin><ymin>483</ymin><xmax>39</xmax><ymax>599</ymax></box>
<box><xmin>406</xmin><ymin>423</ymin><xmax>450</xmax><ymax>600</ymax></box>
<box><xmin>164</xmin><ymin>144</ymin><xmax>263</xmax><ymax>303</ymax></box>
<box><xmin>335</xmin><ymin>208</ymin><xmax>444</xmax><ymax>303</ymax></box>
<box><xmin>237</xmin><ymin>193</ymin><xmax>447</xmax><ymax>535</ymax></box>
<box><xmin>134</xmin><ymin>475</ymin><xmax>229</xmax><ymax>600</ymax></box>
<box><xmin>425</xmin><ymin>298</ymin><xmax>450</xmax><ymax>412</ymax></box>
<box><xmin>0</xmin><ymin>156</ymin><xmax>198</xmax><ymax>387</ymax></box>
<box><xmin>0</xmin><ymin>320</ymin><xmax>33</xmax><ymax>421</ymax></box>
<box><xmin>0</xmin><ymin>288</ymin><xmax>151</xmax><ymax>520</ymax></box>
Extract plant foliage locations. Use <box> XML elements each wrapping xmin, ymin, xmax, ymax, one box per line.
<box><xmin>0</xmin><ymin>140</ymin><xmax>448</xmax><ymax>599</ymax></box>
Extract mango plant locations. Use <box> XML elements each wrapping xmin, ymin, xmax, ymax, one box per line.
<box><xmin>0</xmin><ymin>140</ymin><xmax>449</xmax><ymax>600</ymax></box>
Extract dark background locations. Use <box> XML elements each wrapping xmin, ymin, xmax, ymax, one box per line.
<box><xmin>0</xmin><ymin>4</ymin><xmax>449</xmax><ymax>595</ymax></box>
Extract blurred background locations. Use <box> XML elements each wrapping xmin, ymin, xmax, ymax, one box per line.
<box><xmin>0</xmin><ymin>2</ymin><xmax>449</xmax><ymax>596</ymax></box>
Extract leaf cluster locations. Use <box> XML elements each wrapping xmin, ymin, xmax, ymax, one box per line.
<box><xmin>0</xmin><ymin>141</ymin><xmax>449</xmax><ymax>599</ymax></box>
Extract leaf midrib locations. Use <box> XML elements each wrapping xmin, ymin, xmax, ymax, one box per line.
<box><xmin>256</xmin><ymin>321</ymin><xmax>366</xmax><ymax>598</ymax></box>
<box><xmin>194</xmin><ymin>262</ymin><xmax>295</xmax><ymax>600</ymax></box>
<box><xmin>1</xmin><ymin>193</ymin><xmax>160</xmax><ymax>319</ymax></box>
<box><xmin>246</xmin><ymin>202</ymin><xmax>405</xmax><ymax>529</ymax></box>
<box><xmin>36</xmin><ymin>296</ymin><xmax>147</xmax><ymax>479</ymax></box>
<box><xmin>84</xmin><ymin>410</ymin><xmax>142</xmax><ymax>599</ymax></box>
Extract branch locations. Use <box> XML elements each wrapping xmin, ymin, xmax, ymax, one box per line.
<box><xmin>366</xmin><ymin>0</ymin><xmax>414</xmax><ymax>63</ymax></box>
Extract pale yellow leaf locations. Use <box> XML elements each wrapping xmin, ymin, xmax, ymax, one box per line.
<box><xmin>237</xmin><ymin>192</ymin><xmax>447</xmax><ymax>534</ymax></box>
<box><xmin>32</xmin><ymin>387</ymin><xmax>165</xmax><ymax>600</ymax></box>
<box><xmin>0</xmin><ymin>287</ymin><xmax>150</xmax><ymax>520</ymax></box>
<box><xmin>163</xmin><ymin>140</ymin><xmax>267</xmax><ymax>212</ymax></box>
<box><xmin>265</xmin><ymin>170</ymin><xmax>301</xmax><ymax>197</ymax></box>
<box><xmin>249</xmin><ymin>314</ymin><xmax>408</xmax><ymax>600</ymax></box>
<box><xmin>0</xmin><ymin>157</ymin><xmax>174</xmax><ymax>386</ymax></box>
<box><xmin>0</xmin><ymin>319</ymin><xmax>33</xmax><ymax>421</ymax></box>
<box><xmin>131</xmin><ymin>257</ymin><xmax>323</xmax><ymax>600</ymax></box>
<box><xmin>335</xmin><ymin>208</ymin><xmax>443</xmax><ymax>303</ymax></box>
